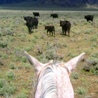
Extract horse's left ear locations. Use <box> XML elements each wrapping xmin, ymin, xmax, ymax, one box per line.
<box><xmin>24</xmin><ymin>51</ymin><xmax>54</xmax><ymax>74</ymax></box>
<box><xmin>24</xmin><ymin>51</ymin><xmax>44</xmax><ymax>73</ymax></box>
<box><xmin>64</xmin><ymin>52</ymin><xmax>85</xmax><ymax>74</ymax></box>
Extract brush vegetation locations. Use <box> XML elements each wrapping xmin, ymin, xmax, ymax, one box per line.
<box><xmin>0</xmin><ymin>9</ymin><xmax>98</xmax><ymax>98</ymax></box>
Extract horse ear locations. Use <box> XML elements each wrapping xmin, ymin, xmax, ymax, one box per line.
<box><xmin>64</xmin><ymin>52</ymin><xmax>85</xmax><ymax>74</ymax></box>
<box><xmin>24</xmin><ymin>51</ymin><xmax>44</xmax><ymax>73</ymax></box>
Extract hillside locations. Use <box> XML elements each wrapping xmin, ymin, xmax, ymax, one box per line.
<box><xmin>0</xmin><ymin>0</ymin><xmax>98</xmax><ymax>8</ymax></box>
<box><xmin>0</xmin><ymin>0</ymin><xmax>26</xmax><ymax>4</ymax></box>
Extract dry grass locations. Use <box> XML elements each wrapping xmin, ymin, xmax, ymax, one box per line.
<box><xmin>0</xmin><ymin>10</ymin><xmax>98</xmax><ymax>98</ymax></box>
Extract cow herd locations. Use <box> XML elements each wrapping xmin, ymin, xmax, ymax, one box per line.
<box><xmin>24</xmin><ymin>12</ymin><xmax>94</xmax><ymax>36</ymax></box>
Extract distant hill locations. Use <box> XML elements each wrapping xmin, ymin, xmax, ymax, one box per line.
<box><xmin>0</xmin><ymin>0</ymin><xmax>26</xmax><ymax>4</ymax></box>
<box><xmin>0</xmin><ymin>0</ymin><xmax>98</xmax><ymax>8</ymax></box>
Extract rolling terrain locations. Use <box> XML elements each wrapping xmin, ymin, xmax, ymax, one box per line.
<box><xmin>0</xmin><ymin>0</ymin><xmax>98</xmax><ymax>9</ymax></box>
<box><xmin>0</xmin><ymin>9</ymin><xmax>98</xmax><ymax>98</ymax></box>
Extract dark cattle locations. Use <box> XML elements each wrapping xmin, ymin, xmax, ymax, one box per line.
<box><xmin>33</xmin><ymin>12</ymin><xmax>40</xmax><ymax>17</ymax></box>
<box><xmin>60</xmin><ymin>20</ymin><xmax>71</xmax><ymax>36</ymax></box>
<box><xmin>84</xmin><ymin>15</ymin><xmax>94</xmax><ymax>22</ymax></box>
<box><xmin>50</xmin><ymin>14</ymin><xmax>58</xmax><ymax>18</ymax></box>
<box><xmin>24</xmin><ymin>16</ymin><xmax>32</xmax><ymax>22</ymax></box>
<box><xmin>45</xmin><ymin>26</ymin><xmax>55</xmax><ymax>36</ymax></box>
<box><xmin>24</xmin><ymin>16</ymin><xmax>38</xmax><ymax>34</ymax></box>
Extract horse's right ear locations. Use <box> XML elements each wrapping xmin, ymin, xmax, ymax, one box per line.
<box><xmin>64</xmin><ymin>52</ymin><xmax>85</xmax><ymax>74</ymax></box>
<box><xmin>24</xmin><ymin>51</ymin><xmax>44</xmax><ymax>73</ymax></box>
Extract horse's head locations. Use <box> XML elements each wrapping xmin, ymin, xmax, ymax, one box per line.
<box><xmin>24</xmin><ymin>51</ymin><xmax>85</xmax><ymax>98</ymax></box>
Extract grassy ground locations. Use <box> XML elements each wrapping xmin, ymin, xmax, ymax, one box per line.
<box><xmin>0</xmin><ymin>10</ymin><xmax>98</xmax><ymax>98</ymax></box>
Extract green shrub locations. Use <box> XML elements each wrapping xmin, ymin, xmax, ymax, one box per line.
<box><xmin>32</xmin><ymin>38</ymin><xmax>37</xmax><ymax>43</ymax></box>
<box><xmin>16</xmin><ymin>92</ymin><xmax>28</xmax><ymax>98</ymax></box>
<box><xmin>16</xmin><ymin>89</ymin><xmax>28</xmax><ymax>98</ymax></box>
<box><xmin>72</xmin><ymin>72</ymin><xmax>79</xmax><ymax>79</ymax></box>
<box><xmin>0</xmin><ymin>79</ymin><xmax>16</xmax><ymax>96</ymax></box>
<box><xmin>6</xmin><ymin>71</ymin><xmax>15</xmax><ymax>80</ymax></box>
<box><xmin>90</xmin><ymin>66</ymin><xmax>98</xmax><ymax>75</ymax></box>
<box><xmin>83</xmin><ymin>57</ymin><xmax>98</xmax><ymax>75</ymax></box>
<box><xmin>91</xmin><ymin>52</ymin><xmax>98</xmax><ymax>58</ymax></box>
<box><xmin>0</xmin><ymin>41</ymin><xmax>7</xmax><ymax>48</ymax></box>
<box><xmin>90</xmin><ymin>36</ymin><xmax>97</xmax><ymax>42</ymax></box>
<box><xmin>3</xmin><ymin>28</ymin><xmax>14</xmax><ymax>36</ymax></box>
<box><xmin>1</xmin><ymin>53</ymin><xmax>8</xmax><ymax>59</ymax></box>
<box><xmin>77</xmin><ymin>87</ymin><xmax>87</xmax><ymax>95</ymax></box>
<box><xmin>0</xmin><ymin>30</ymin><xmax>3</xmax><ymax>36</ymax></box>
<box><xmin>9</xmin><ymin>63</ymin><xmax>16</xmax><ymax>69</ymax></box>
<box><xmin>85</xmin><ymin>30</ymin><xmax>92</xmax><ymax>34</ymax></box>
<box><xmin>34</xmin><ymin>35</ymin><xmax>38</xmax><ymax>39</ymax></box>
<box><xmin>23</xmin><ymin>63</ymin><xmax>31</xmax><ymax>69</ymax></box>
<box><xmin>21</xmin><ymin>57</ymin><xmax>27</xmax><ymax>63</ymax></box>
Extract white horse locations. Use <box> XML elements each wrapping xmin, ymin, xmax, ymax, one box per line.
<box><xmin>24</xmin><ymin>51</ymin><xmax>85</xmax><ymax>98</ymax></box>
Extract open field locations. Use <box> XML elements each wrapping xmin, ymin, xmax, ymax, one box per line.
<box><xmin>0</xmin><ymin>10</ymin><xmax>98</xmax><ymax>98</ymax></box>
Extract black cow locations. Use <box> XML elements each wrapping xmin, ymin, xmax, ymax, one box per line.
<box><xmin>45</xmin><ymin>26</ymin><xmax>55</xmax><ymax>36</ymax></box>
<box><xmin>24</xmin><ymin>16</ymin><xmax>32</xmax><ymax>22</ymax></box>
<box><xmin>33</xmin><ymin>12</ymin><xmax>40</xmax><ymax>17</ymax></box>
<box><xmin>84</xmin><ymin>15</ymin><xmax>94</xmax><ymax>22</ymax></box>
<box><xmin>24</xmin><ymin>16</ymin><xmax>38</xmax><ymax>34</ymax></box>
<box><xmin>50</xmin><ymin>14</ymin><xmax>58</xmax><ymax>18</ymax></box>
<box><xmin>60</xmin><ymin>20</ymin><xmax>71</xmax><ymax>36</ymax></box>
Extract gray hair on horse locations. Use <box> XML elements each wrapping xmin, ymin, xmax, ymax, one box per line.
<box><xmin>24</xmin><ymin>51</ymin><xmax>85</xmax><ymax>98</ymax></box>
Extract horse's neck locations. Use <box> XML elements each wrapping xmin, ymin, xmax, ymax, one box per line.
<box><xmin>56</xmin><ymin>66</ymin><xmax>74</xmax><ymax>98</ymax></box>
<box><xmin>35</xmin><ymin>65</ymin><xmax>74</xmax><ymax>98</ymax></box>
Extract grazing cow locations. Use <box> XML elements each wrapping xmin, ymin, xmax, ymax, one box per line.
<box><xmin>60</xmin><ymin>20</ymin><xmax>71</xmax><ymax>36</ymax></box>
<box><xmin>50</xmin><ymin>14</ymin><xmax>58</xmax><ymax>18</ymax></box>
<box><xmin>24</xmin><ymin>16</ymin><xmax>32</xmax><ymax>21</ymax></box>
<box><xmin>24</xmin><ymin>51</ymin><xmax>85</xmax><ymax>98</ymax></box>
<box><xmin>24</xmin><ymin>16</ymin><xmax>38</xmax><ymax>34</ymax></box>
<box><xmin>33</xmin><ymin>12</ymin><xmax>40</xmax><ymax>17</ymax></box>
<box><xmin>84</xmin><ymin>15</ymin><xmax>94</xmax><ymax>22</ymax></box>
<box><xmin>45</xmin><ymin>26</ymin><xmax>55</xmax><ymax>36</ymax></box>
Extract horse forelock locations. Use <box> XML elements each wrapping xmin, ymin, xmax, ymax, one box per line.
<box><xmin>35</xmin><ymin>62</ymin><xmax>74</xmax><ymax>98</ymax></box>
